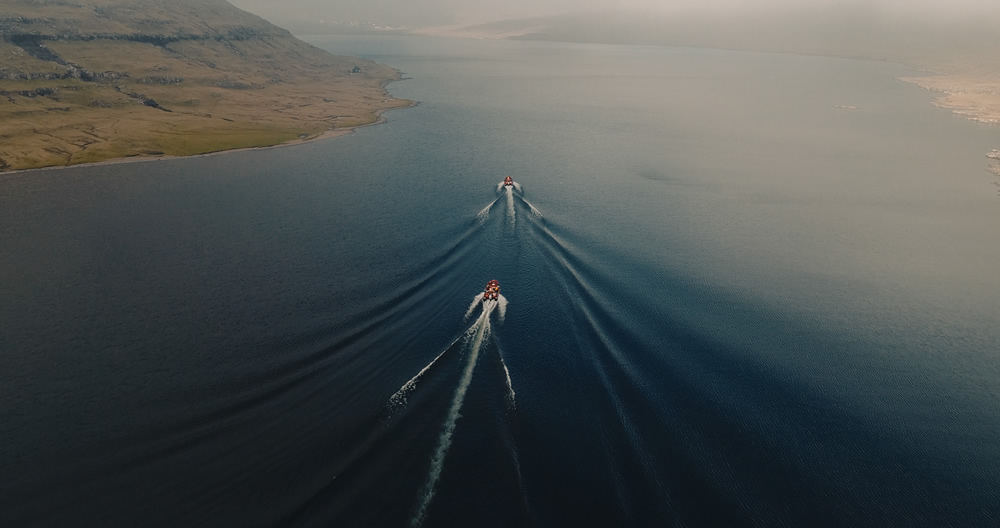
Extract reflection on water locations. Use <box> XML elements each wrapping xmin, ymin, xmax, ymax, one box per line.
<box><xmin>2</xmin><ymin>36</ymin><xmax>999</xmax><ymax>527</ymax></box>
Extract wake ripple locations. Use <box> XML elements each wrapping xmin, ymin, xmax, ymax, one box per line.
<box><xmin>498</xmin><ymin>347</ymin><xmax>516</xmax><ymax>410</ymax></box>
<box><xmin>506</xmin><ymin>187</ymin><xmax>516</xmax><ymax>227</ymax></box>
<box><xmin>411</xmin><ymin>301</ymin><xmax>495</xmax><ymax>527</ymax></box>
<box><xmin>385</xmin><ymin>339</ymin><xmax>455</xmax><ymax>417</ymax></box>
<box><xmin>522</xmin><ymin>197</ymin><xmax>543</xmax><ymax>219</ymax></box>
<box><xmin>464</xmin><ymin>294</ymin><xmax>484</xmax><ymax>320</ymax></box>
<box><xmin>477</xmin><ymin>197</ymin><xmax>499</xmax><ymax>224</ymax></box>
<box><xmin>497</xmin><ymin>294</ymin><xmax>508</xmax><ymax>323</ymax></box>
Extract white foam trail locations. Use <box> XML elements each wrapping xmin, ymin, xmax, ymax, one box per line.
<box><xmin>512</xmin><ymin>181</ymin><xmax>522</xmax><ymax>193</ymax></box>
<box><xmin>385</xmin><ymin>347</ymin><xmax>449</xmax><ymax>413</ymax></box>
<box><xmin>464</xmin><ymin>294</ymin><xmax>483</xmax><ymax>321</ymax></box>
<box><xmin>476</xmin><ymin>198</ymin><xmax>498</xmax><ymax>224</ymax></box>
<box><xmin>505</xmin><ymin>186</ymin><xmax>516</xmax><ymax>226</ymax></box>
<box><xmin>497</xmin><ymin>348</ymin><xmax>516</xmax><ymax>410</ymax></box>
<box><xmin>522</xmin><ymin>197</ymin><xmax>543</xmax><ymax>218</ymax></box>
<box><xmin>412</xmin><ymin>303</ymin><xmax>494</xmax><ymax>527</ymax></box>
<box><xmin>496</xmin><ymin>182</ymin><xmax>504</xmax><ymax>194</ymax></box>
<box><xmin>465</xmin><ymin>300</ymin><xmax>493</xmax><ymax>338</ymax></box>
<box><xmin>497</xmin><ymin>294</ymin><xmax>507</xmax><ymax>324</ymax></box>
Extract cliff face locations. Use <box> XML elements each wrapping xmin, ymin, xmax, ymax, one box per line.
<box><xmin>0</xmin><ymin>0</ymin><xmax>410</xmax><ymax>171</ymax></box>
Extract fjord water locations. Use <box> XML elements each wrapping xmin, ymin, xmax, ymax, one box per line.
<box><xmin>2</xmin><ymin>36</ymin><xmax>999</xmax><ymax>526</ymax></box>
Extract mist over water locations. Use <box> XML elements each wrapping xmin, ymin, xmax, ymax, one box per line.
<box><xmin>2</xmin><ymin>35</ymin><xmax>1000</xmax><ymax>527</ymax></box>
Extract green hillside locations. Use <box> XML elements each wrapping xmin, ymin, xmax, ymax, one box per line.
<box><xmin>0</xmin><ymin>0</ymin><xmax>410</xmax><ymax>171</ymax></box>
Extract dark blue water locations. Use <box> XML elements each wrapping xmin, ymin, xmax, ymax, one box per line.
<box><xmin>2</xmin><ymin>36</ymin><xmax>999</xmax><ymax>527</ymax></box>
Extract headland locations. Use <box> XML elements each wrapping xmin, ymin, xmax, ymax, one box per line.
<box><xmin>0</xmin><ymin>0</ymin><xmax>412</xmax><ymax>173</ymax></box>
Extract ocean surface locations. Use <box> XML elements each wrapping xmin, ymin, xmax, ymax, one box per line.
<box><xmin>2</xmin><ymin>36</ymin><xmax>999</xmax><ymax>526</ymax></box>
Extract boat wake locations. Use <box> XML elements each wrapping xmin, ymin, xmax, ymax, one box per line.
<box><xmin>479</xmin><ymin>177</ymin><xmax>540</xmax><ymax>226</ymax></box>
<box><xmin>476</xmin><ymin>197</ymin><xmax>500</xmax><ymax>224</ymax></box>
<box><xmin>522</xmin><ymin>197</ymin><xmax>543</xmax><ymax>219</ymax></box>
<box><xmin>409</xmin><ymin>298</ymin><xmax>501</xmax><ymax>527</ymax></box>
<box><xmin>498</xmin><ymin>346</ymin><xmax>516</xmax><ymax>409</ymax></box>
<box><xmin>381</xmin><ymin>279</ymin><xmax>514</xmax><ymax>527</ymax></box>
<box><xmin>506</xmin><ymin>187</ymin><xmax>516</xmax><ymax>227</ymax></box>
<box><xmin>384</xmin><ymin>334</ymin><xmax>463</xmax><ymax>417</ymax></box>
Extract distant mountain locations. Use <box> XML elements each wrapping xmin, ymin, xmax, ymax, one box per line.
<box><xmin>427</xmin><ymin>7</ymin><xmax>1000</xmax><ymax>70</ymax></box>
<box><xmin>0</xmin><ymin>0</ymin><xmax>410</xmax><ymax>171</ymax></box>
<box><xmin>421</xmin><ymin>7</ymin><xmax>1000</xmax><ymax>125</ymax></box>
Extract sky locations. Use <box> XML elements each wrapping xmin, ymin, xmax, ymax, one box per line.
<box><xmin>228</xmin><ymin>0</ymin><xmax>999</xmax><ymax>27</ymax></box>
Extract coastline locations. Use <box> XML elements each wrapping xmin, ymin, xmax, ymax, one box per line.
<box><xmin>0</xmin><ymin>97</ymin><xmax>417</xmax><ymax>177</ymax></box>
<box><xmin>0</xmin><ymin>1</ymin><xmax>417</xmax><ymax>175</ymax></box>
<box><xmin>6</xmin><ymin>29</ymin><xmax>996</xmax><ymax>177</ymax></box>
<box><xmin>0</xmin><ymin>67</ymin><xmax>416</xmax><ymax>177</ymax></box>
<box><xmin>897</xmin><ymin>74</ymin><xmax>1000</xmax><ymax>125</ymax></box>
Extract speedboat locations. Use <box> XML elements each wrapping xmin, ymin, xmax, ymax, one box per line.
<box><xmin>483</xmin><ymin>279</ymin><xmax>500</xmax><ymax>302</ymax></box>
<box><xmin>503</xmin><ymin>176</ymin><xmax>514</xmax><ymax>188</ymax></box>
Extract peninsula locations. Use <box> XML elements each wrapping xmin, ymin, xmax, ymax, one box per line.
<box><xmin>0</xmin><ymin>0</ymin><xmax>411</xmax><ymax>172</ymax></box>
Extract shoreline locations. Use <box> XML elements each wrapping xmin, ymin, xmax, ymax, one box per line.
<box><xmin>0</xmin><ymin>92</ymin><xmax>417</xmax><ymax>178</ymax></box>
<box><xmin>5</xmin><ymin>34</ymin><xmax>996</xmax><ymax>177</ymax></box>
<box><xmin>0</xmin><ymin>9</ymin><xmax>417</xmax><ymax>177</ymax></box>
<box><xmin>896</xmin><ymin>74</ymin><xmax>1000</xmax><ymax>126</ymax></box>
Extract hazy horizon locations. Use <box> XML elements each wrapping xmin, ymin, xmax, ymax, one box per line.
<box><xmin>229</xmin><ymin>0</ymin><xmax>1000</xmax><ymax>28</ymax></box>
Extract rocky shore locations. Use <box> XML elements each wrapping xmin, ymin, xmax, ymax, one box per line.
<box><xmin>899</xmin><ymin>74</ymin><xmax>1000</xmax><ymax>126</ymax></box>
<box><xmin>987</xmin><ymin>150</ymin><xmax>1000</xmax><ymax>178</ymax></box>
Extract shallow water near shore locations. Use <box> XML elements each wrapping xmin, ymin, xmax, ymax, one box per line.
<box><xmin>2</xmin><ymin>36</ymin><xmax>1000</xmax><ymax>526</ymax></box>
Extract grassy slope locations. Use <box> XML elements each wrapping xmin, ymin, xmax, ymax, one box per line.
<box><xmin>0</xmin><ymin>0</ymin><xmax>411</xmax><ymax>171</ymax></box>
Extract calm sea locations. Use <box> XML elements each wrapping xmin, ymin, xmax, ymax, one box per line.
<box><xmin>2</xmin><ymin>35</ymin><xmax>999</xmax><ymax>526</ymax></box>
